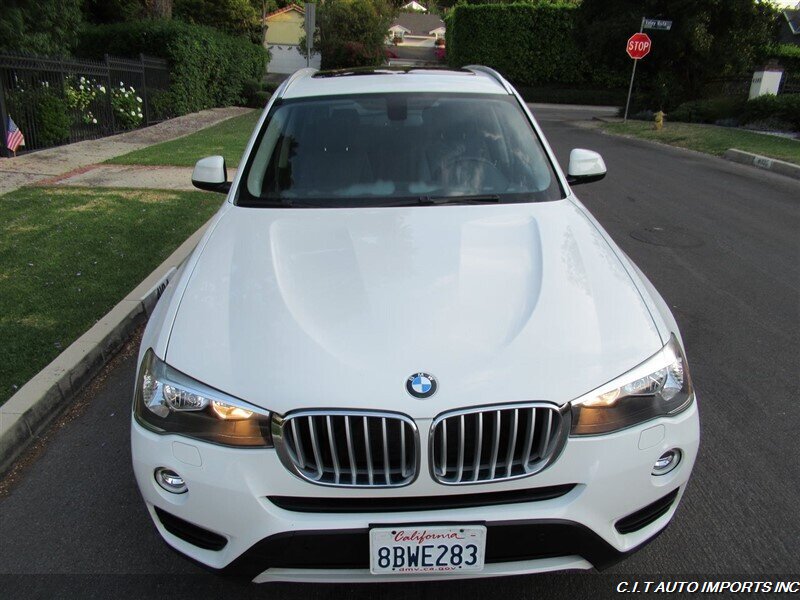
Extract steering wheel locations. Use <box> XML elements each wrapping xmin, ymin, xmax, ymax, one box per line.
<box><xmin>433</xmin><ymin>156</ymin><xmax>509</xmax><ymax>192</ymax></box>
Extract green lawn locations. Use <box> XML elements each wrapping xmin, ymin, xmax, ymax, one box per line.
<box><xmin>600</xmin><ymin>121</ymin><xmax>800</xmax><ymax>166</ymax></box>
<box><xmin>0</xmin><ymin>186</ymin><xmax>223</xmax><ymax>405</ymax></box>
<box><xmin>107</xmin><ymin>110</ymin><xmax>261</xmax><ymax>168</ymax></box>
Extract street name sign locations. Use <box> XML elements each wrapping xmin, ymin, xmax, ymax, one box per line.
<box><xmin>643</xmin><ymin>19</ymin><xmax>672</xmax><ymax>31</ymax></box>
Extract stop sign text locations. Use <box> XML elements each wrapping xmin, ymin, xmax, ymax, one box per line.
<box><xmin>626</xmin><ymin>33</ymin><xmax>652</xmax><ymax>60</ymax></box>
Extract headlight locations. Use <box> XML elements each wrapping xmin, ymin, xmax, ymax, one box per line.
<box><xmin>570</xmin><ymin>334</ymin><xmax>693</xmax><ymax>436</ymax></box>
<box><xmin>133</xmin><ymin>349</ymin><xmax>273</xmax><ymax>447</ymax></box>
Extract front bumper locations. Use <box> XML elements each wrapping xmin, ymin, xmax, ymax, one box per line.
<box><xmin>131</xmin><ymin>400</ymin><xmax>699</xmax><ymax>582</ymax></box>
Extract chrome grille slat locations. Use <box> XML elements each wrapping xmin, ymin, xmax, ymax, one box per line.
<box><xmin>276</xmin><ymin>411</ymin><xmax>418</xmax><ymax>488</ymax></box>
<box><xmin>381</xmin><ymin>418</ymin><xmax>390</xmax><ymax>484</ymax></box>
<box><xmin>307</xmin><ymin>416</ymin><xmax>323</xmax><ymax>481</ymax></box>
<box><xmin>325</xmin><ymin>416</ymin><xmax>340</xmax><ymax>484</ymax></box>
<box><xmin>456</xmin><ymin>415</ymin><xmax>465</xmax><ymax>482</ymax></box>
<box><xmin>522</xmin><ymin>409</ymin><xmax>536</xmax><ymax>466</ymax></box>
<box><xmin>363</xmin><ymin>416</ymin><xmax>374</xmax><ymax>485</ymax></box>
<box><xmin>489</xmin><ymin>411</ymin><xmax>501</xmax><ymax>480</ymax></box>
<box><xmin>400</xmin><ymin>425</ymin><xmax>407</xmax><ymax>477</ymax></box>
<box><xmin>290</xmin><ymin>419</ymin><xmax>305</xmax><ymax>469</ymax></box>
<box><xmin>430</xmin><ymin>403</ymin><xmax>567</xmax><ymax>485</ymax></box>
<box><xmin>344</xmin><ymin>415</ymin><xmax>357</xmax><ymax>481</ymax></box>
<box><xmin>472</xmin><ymin>412</ymin><xmax>483</xmax><ymax>482</ymax></box>
<box><xmin>505</xmin><ymin>409</ymin><xmax>519</xmax><ymax>478</ymax></box>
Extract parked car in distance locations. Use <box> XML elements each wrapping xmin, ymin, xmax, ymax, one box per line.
<box><xmin>131</xmin><ymin>66</ymin><xmax>700</xmax><ymax>582</ymax></box>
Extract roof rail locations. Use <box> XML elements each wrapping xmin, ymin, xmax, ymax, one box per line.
<box><xmin>275</xmin><ymin>67</ymin><xmax>318</xmax><ymax>99</ymax></box>
<box><xmin>463</xmin><ymin>65</ymin><xmax>513</xmax><ymax>94</ymax></box>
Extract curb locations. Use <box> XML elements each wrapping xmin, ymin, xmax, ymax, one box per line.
<box><xmin>0</xmin><ymin>220</ymin><xmax>210</xmax><ymax>477</ymax></box>
<box><xmin>723</xmin><ymin>149</ymin><xmax>800</xmax><ymax>181</ymax></box>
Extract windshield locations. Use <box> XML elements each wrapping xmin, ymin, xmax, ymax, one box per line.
<box><xmin>238</xmin><ymin>93</ymin><xmax>564</xmax><ymax>207</ymax></box>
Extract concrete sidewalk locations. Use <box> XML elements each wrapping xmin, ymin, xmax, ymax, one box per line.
<box><xmin>45</xmin><ymin>164</ymin><xmax>239</xmax><ymax>191</ymax></box>
<box><xmin>0</xmin><ymin>107</ymin><xmax>251</xmax><ymax>196</ymax></box>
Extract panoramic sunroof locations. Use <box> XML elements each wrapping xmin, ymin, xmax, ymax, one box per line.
<box><xmin>312</xmin><ymin>66</ymin><xmax>474</xmax><ymax>78</ymax></box>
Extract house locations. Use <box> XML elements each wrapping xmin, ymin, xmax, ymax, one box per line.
<box><xmin>400</xmin><ymin>1</ymin><xmax>428</xmax><ymax>12</ymax></box>
<box><xmin>388</xmin><ymin>13</ymin><xmax>446</xmax><ymax>47</ymax></box>
<box><xmin>778</xmin><ymin>3</ymin><xmax>800</xmax><ymax>45</ymax></box>
<box><xmin>263</xmin><ymin>4</ymin><xmax>321</xmax><ymax>74</ymax></box>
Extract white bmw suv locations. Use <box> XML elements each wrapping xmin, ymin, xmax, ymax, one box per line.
<box><xmin>131</xmin><ymin>66</ymin><xmax>700</xmax><ymax>582</ymax></box>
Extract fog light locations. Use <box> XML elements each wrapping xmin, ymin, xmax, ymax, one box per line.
<box><xmin>652</xmin><ymin>449</ymin><xmax>681</xmax><ymax>475</ymax></box>
<box><xmin>155</xmin><ymin>468</ymin><xmax>187</xmax><ymax>493</ymax></box>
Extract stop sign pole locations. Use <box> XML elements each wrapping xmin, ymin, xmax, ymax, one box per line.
<box><xmin>623</xmin><ymin>18</ymin><xmax>652</xmax><ymax>122</ymax></box>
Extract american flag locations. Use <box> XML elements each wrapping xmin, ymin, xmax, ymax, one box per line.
<box><xmin>6</xmin><ymin>116</ymin><xmax>25</xmax><ymax>153</ymax></box>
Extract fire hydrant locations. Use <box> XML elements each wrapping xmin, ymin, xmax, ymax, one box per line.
<box><xmin>654</xmin><ymin>110</ymin><xmax>665</xmax><ymax>130</ymax></box>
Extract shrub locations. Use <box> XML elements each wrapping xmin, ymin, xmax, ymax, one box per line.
<box><xmin>110</xmin><ymin>83</ymin><xmax>144</xmax><ymax>129</ymax></box>
<box><xmin>741</xmin><ymin>94</ymin><xmax>800</xmax><ymax>131</ymax></box>
<box><xmin>246</xmin><ymin>90</ymin><xmax>272</xmax><ymax>108</ymax></box>
<box><xmin>669</xmin><ymin>97</ymin><xmax>748</xmax><ymax>125</ymax></box>
<box><xmin>64</xmin><ymin>75</ymin><xmax>106</xmax><ymax>125</ymax></box>
<box><xmin>242</xmin><ymin>79</ymin><xmax>272</xmax><ymax>108</ymax></box>
<box><xmin>765</xmin><ymin>44</ymin><xmax>800</xmax><ymax>77</ymax></box>
<box><xmin>6</xmin><ymin>86</ymin><xmax>71</xmax><ymax>147</ymax></box>
<box><xmin>668</xmin><ymin>93</ymin><xmax>800</xmax><ymax>131</ymax></box>
<box><xmin>77</xmin><ymin>20</ymin><xmax>268</xmax><ymax>116</ymax></box>
<box><xmin>32</xmin><ymin>92</ymin><xmax>72</xmax><ymax>146</ymax></box>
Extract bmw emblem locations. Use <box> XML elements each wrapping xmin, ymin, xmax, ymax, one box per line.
<box><xmin>406</xmin><ymin>372</ymin><xmax>437</xmax><ymax>399</ymax></box>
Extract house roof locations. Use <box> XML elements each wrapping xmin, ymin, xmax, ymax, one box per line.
<box><xmin>389</xmin><ymin>13</ymin><xmax>445</xmax><ymax>37</ymax></box>
<box><xmin>265</xmin><ymin>3</ymin><xmax>304</xmax><ymax>20</ymax></box>
<box><xmin>401</xmin><ymin>1</ymin><xmax>427</xmax><ymax>11</ymax></box>
<box><xmin>785</xmin><ymin>9</ymin><xmax>799</xmax><ymax>34</ymax></box>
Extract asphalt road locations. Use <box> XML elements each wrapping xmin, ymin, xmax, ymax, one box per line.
<box><xmin>1</xmin><ymin>106</ymin><xmax>798</xmax><ymax>599</ymax></box>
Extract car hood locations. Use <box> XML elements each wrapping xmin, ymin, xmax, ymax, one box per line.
<box><xmin>166</xmin><ymin>199</ymin><xmax>662</xmax><ymax>418</ymax></box>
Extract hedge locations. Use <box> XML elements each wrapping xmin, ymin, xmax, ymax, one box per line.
<box><xmin>446</xmin><ymin>2</ymin><xmax>587</xmax><ymax>87</ymax></box>
<box><xmin>77</xmin><ymin>20</ymin><xmax>268</xmax><ymax>116</ymax></box>
<box><xmin>766</xmin><ymin>44</ymin><xmax>800</xmax><ymax>77</ymax></box>
<box><xmin>669</xmin><ymin>94</ymin><xmax>800</xmax><ymax>131</ymax></box>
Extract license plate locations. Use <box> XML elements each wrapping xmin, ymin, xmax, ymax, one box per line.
<box><xmin>369</xmin><ymin>525</ymin><xmax>486</xmax><ymax>575</ymax></box>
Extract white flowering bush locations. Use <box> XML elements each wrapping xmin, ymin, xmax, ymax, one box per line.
<box><xmin>111</xmin><ymin>83</ymin><xmax>144</xmax><ymax>130</ymax></box>
<box><xmin>64</xmin><ymin>76</ymin><xmax>105</xmax><ymax>125</ymax></box>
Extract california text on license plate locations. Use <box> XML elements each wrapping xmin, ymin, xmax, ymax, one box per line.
<box><xmin>369</xmin><ymin>525</ymin><xmax>487</xmax><ymax>575</ymax></box>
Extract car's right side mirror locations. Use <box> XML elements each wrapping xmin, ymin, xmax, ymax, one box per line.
<box><xmin>192</xmin><ymin>155</ymin><xmax>230</xmax><ymax>194</ymax></box>
<box><xmin>567</xmin><ymin>148</ymin><xmax>607</xmax><ymax>185</ymax></box>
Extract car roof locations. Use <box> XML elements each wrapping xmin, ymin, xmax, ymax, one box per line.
<box><xmin>280</xmin><ymin>67</ymin><xmax>511</xmax><ymax>99</ymax></box>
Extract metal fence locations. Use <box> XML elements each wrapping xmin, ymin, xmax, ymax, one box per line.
<box><xmin>0</xmin><ymin>53</ymin><xmax>170</xmax><ymax>157</ymax></box>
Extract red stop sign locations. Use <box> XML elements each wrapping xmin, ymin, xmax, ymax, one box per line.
<box><xmin>626</xmin><ymin>32</ymin><xmax>652</xmax><ymax>60</ymax></box>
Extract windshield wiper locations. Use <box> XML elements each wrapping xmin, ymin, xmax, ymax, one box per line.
<box><xmin>418</xmin><ymin>194</ymin><xmax>501</xmax><ymax>205</ymax></box>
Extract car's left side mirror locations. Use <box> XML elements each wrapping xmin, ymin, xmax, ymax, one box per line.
<box><xmin>567</xmin><ymin>148</ymin><xmax>607</xmax><ymax>186</ymax></box>
<box><xmin>192</xmin><ymin>155</ymin><xmax>230</xmax><ymax>194</ymax></box>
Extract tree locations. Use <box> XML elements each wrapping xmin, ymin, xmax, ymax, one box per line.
<box><xmin>148</xmin><ymin>0</ymin><xmax>173</xmax><ymax>18</ymax></box>
<box><xmin>83</xmin><ymin>0</ymin><xmax>147</xmax><ymax>24</ymax></box>
<box><xmin>0</xmin><ymin>0</ymin><xmax>84</xmax><ymax>56</ymax></box>
<box><xmin>174</xmin><ymin>0</ymin><xmax>261</xmax><ymax>40</ymax></box>
<box><xmin>577</xmin><ymin>0</ymin><xmax>780</xmax><ymax>107</ymax></box>
<box><xmin>310</xmin><ymin>0</ymin><xmax>393</xmax><ymax>69</ymax></box>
